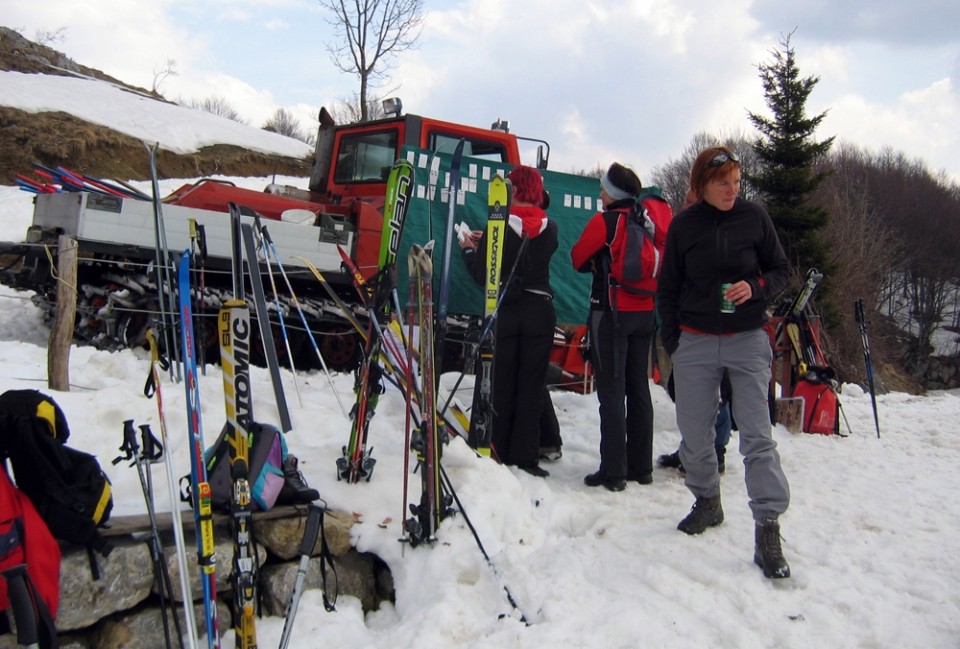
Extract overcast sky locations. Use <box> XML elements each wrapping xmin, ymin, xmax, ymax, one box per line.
<box><xmin>6</xmin><ymin>0</ymin><xmax>959</xmax><ymax>182</ymax></box>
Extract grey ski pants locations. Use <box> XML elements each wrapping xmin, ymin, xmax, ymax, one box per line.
<box><xmin>672</xmin><ymin>328</ymin><xmax>790</xmax><ymax>520</ymax></box>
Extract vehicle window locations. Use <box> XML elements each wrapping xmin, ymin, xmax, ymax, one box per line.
<box><xmin>334</xmin><ymin>130</ymin><xmax>398</xmax><ymax>183</ymax></box>
<box><xmin>430</xmin><ymin>133</ymin><xmax>507</xmax><ymax>163</ymax></box>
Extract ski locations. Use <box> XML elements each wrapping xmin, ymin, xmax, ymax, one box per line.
<box><xmin>776</xmin><ymin>267</ymin><xmax>823</xmax><ymax>318</ymax></box>
<box><xmin>217</xmin><ymin>298</ymin><xmax>259</xmax><ymax>649</ymax></box>
<box><xmin>178</xmin><ymin>252</ymin><xmax>221</xmax><ymax>649</ymax></box>
<box><xmin>335</xmin><ymin>159</ymin><xmax>415</xmax><ymax>483</ymax></box>
<box><xmin>239</xmin><ymin>219</ymin><xmax>291</xmax><ymax>432</ymax></box>
<box><xmin>434</xmin><ymin>139</ymin><xmax>467</xmax><ymax>374</ymax></box>
<box><xmin>469</xmin><ymin>175</ymin><xmax>510</xmax><ymax>455</ymax></box>
<box><xmin>854</xmin><ymin>298</ymin><xmax>881</xmax><ymax>438</ymax></box>
<box><xmin>404</xmin><ymin>243</ymin><xmax>453</xmax><ymax>546</ymax></box>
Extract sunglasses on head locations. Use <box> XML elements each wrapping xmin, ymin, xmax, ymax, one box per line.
<box><xmin>706</xmin><ymin>151</ymin><xmax>741</xmax><ymax>167</ymax></box>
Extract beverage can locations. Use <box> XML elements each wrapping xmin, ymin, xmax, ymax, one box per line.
<box><xmin>720</xmin><ymin>283</ymin><xmax>736</xmax><ymax>313</ymax></box>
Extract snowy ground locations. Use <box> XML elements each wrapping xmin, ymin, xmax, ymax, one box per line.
<box><xmin>1</xmin><ymin>180</ymin><xmax>959</xmax><ymax>648</ymax></box>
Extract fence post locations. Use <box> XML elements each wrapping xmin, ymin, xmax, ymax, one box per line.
<box><xmin>48</xmin><ymin>234</ymin><xmax>78</xmax><ymax>391</ymax></box>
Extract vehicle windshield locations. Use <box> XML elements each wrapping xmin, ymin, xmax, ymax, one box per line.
<box><xmin>333</xmin><ymin>130</ymin><xmax>398</xmax><ymax>184</ymax></box>
<box><xmin>430</xmin><ymin>133</ymin><xmax>507</xmax><ymax>163</ymax></box>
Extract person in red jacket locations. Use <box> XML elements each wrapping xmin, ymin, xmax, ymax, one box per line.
<box><xmin>571</xmin><ymin>162</ymin><xmax>672</xmax><ymax>491</ymax></box>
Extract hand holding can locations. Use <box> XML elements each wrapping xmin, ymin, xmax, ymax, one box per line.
<box><xmin>720</xmin><ymin>283</ymin><xmax>736</xmax><ymax>313</ymax></box>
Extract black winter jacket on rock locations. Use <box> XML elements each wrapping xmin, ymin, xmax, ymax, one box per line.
<box><xmin>657</xmin><ymin>198</ymin><xmax>788</xmax><ymax>355</ymax></box>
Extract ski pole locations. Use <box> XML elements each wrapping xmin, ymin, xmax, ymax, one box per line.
<box><xmin>278</xmin><ymin>505</ymin><xmax>324</xmax><ymax>649</ymax></box>
<box><xmin>114</xmin><ymin>420</ymin><xmax>182</xmax><ymax>649</ymax></box>
<box><xmin>145</xmin><ymin>330</ymin><xmax>200</xmax><ymax>649</ymax></box>
<box><xmin>854</xmin><ymin>298</ymin><xmax>881</xmax><ymax>438</ymax></box>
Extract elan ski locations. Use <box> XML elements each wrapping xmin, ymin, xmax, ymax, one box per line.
<box><xmin>178</xmin><ymin>252</ymin><xmax>221</xmax><ymax>649</ymax></box>
<box><xmin>469</xmin><ymin>175</ymin><xmax>510</xmax><ymax>455</ymax></box>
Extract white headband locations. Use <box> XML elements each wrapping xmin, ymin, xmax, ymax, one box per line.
<box><xmin>601</xmin><ymin>171</ymin><xmax>633</xmax><ymax>201</ymax></box>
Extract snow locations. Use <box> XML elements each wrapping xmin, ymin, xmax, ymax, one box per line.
<box><xmin>1</xmin><ymin>73</ymin><xmax>960</xmax><ymax>649</ymax></box>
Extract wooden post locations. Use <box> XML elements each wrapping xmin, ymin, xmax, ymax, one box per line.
<box><xmin>48</xmin><ymin>235</ymin><xmax>78</xmax><ymax>391</ymax></box>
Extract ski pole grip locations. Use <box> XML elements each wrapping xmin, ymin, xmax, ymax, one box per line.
<box><xmin>299</xmin><ymin>504</ymin><xmax>324</xmax><ymax>556</ymax></box>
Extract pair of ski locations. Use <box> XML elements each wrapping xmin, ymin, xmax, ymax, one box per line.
<box><xmin>173</xmin><ymin>206</ymin><xmax>289</xmax><ymax>649</ymax></box>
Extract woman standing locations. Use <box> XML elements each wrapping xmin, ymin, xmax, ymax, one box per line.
<box><xmin>657</xmin><ymin>146</ymin><xmax>792</xmax><ymax>579</ymax></box>
<box><xmin>460</xmin><ymin>165</ymin><xmax>558</xmax><ymax>476</ymax></box>
<box><xmin>571</xmin><ymin>162</ymin><xmax>671</xmax><ymax>492</ymax></box>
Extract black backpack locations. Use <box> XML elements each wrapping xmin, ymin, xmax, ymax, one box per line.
<box><xmin>0</xmin><ymin>390</ymin><xmax>114</xmax><ymax>562</ymax></box>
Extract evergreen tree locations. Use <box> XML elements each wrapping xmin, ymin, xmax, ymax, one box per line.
<box><xmin>747</xmin><ymin>33</ymin><xmax>835</xmax><ymax>277</ymax></box>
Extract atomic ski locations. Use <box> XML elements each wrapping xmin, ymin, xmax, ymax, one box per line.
<box><xmin>178</xmin><ymin>252</ymin><xmax>221</xmax><ymax>649</ymax></box>
<box><xmin>469</xmin><ymin>175</ymin><xmax>510</xmax><ymax>455</ymax></box>
<box><xmin>219</xmin><ymin>209</ymin><xmax>261</xmax><ymax>649</ymax></box>
<box><xmin>336</xmin><ymin>159</ymin><xmax>415</xmax><ymax>482</ymax></box>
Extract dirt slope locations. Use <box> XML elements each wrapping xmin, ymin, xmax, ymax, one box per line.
<box><xmin>0</xmin><ymin>26</ymin><xmax>311</xmax><ymax>185</ymax></box>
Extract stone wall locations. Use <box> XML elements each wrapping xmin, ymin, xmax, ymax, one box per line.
<box><xmin>0</xmin><ymin>507</ymin><xmax>393</xmax><ymax>649</ymax></box>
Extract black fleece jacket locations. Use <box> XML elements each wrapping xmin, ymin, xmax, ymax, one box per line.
<box><xmin>462</xmin><ymin>207</ymin><xmax>558</xmax><ymax>305</ymax></box>
<box><xmin>657</xmin><ymin>197</ymin><xmax>788</xmax><ymax>355</ymax></box>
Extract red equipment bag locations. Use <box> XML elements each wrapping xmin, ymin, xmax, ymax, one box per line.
<box><xmin>0</xmin><ymin>463</ymin><xmax>60</xmax><ymax>645</ymax></box>
<box><xmin>792</xmin><ymin>378</ymin><xmax>839</xmax><ymax>435</ymax></box>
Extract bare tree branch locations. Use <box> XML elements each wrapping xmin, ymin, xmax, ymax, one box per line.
<box><xmin>319</xmin><ymin>0</ymin><xmax>423</xmax><ymax>120</ymax></box>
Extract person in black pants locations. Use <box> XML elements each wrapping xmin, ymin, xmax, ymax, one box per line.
<box><xmin>570</xmin><ymin>162</ymin><xmax>671</xmax><ymax>491</ymax></box>
<box><xmin>459</xmin><ymin>165</ymin><xmax>558</xmax><ymax>476</ymax></box>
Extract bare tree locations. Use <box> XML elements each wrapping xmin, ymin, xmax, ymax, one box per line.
<box><xmin>263</xmin><ymin>107</ymin><xmax>315</xmax><ymax>144</ymax></box>
<box><xmin>318</xmin><ymin>0</ymin><xmax>424</xmax><ymax>121</ymax></box>
<box><xmin>34</xmin><ymin>27</ymin><xmax>67</xmax><ymax>46</ymax></box>
<box><xmin>329</xmin><ymin>92</ymin><xmax>388</xmax><ymax>124</ymax></box>
<box><xmin>648</xmin><ymin>129</ymin><xmax>759</xmax><ymax>212</ymax></box>
<box><xmin>152</xmin><ymin>58</ymin><xmax>178</xmax><ymax>96</ymax></box>
<box><xmin>184</xmin><ymin>95</ymin><xmax>248</xmax><ymax>125</ymax></box>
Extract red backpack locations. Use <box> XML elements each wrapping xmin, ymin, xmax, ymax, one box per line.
<box><xmin>605</xmin><ymin>192</ymin><xmax>672</xmax><ymax>303</ymax></box>
<box><xmin>0</xmin><ymin>463</ymin><xmax>60</xmax><ymax>647</ymax></box>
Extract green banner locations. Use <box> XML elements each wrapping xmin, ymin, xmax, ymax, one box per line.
<box><xmin>395</xmin><ymin>146</ymin><xmax>599</xmax><ymax>326</ymax></box>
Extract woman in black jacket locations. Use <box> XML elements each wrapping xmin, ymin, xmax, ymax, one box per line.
<box><xmin>459</xmin><ymin>165</ymin><xmax>558</xmax><ymax>476</ymax></box>
<box><xmin>657</xmin><ymin>146</ymin><xmax>793</xmax><ymax>579</ymax></box>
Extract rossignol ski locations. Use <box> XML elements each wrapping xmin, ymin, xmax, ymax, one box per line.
<box><xmin>469</xmin><ymin>175</ymin><xmax>510</xmax><ymax>455</ymax></box>
<box><xmin>336</xmin><ymin>159</ymin><xmax>415</xmax><ymax>482</ymax></box>
<box><xmin>178</xmin><ymin>252</ymin><xmax>221</xmax><ymax>649</ymax></box>
<box><xmin>854</xmin><ymin>298</ymin><xmax>881</xmax><ymax>438</ymax></box>
<box><xmin>404</xmin><ymin>243</ymin><xmax>453</xmax><ymax>546</ymax></box>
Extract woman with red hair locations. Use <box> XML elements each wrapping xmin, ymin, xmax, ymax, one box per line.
<box><xmin>459</xmin><ymin>165</ymin><xmax>558</xmax><ymax>476</ymax></box>
<box><xmin>658</xmin><ymin>146</ymin><xmax>792</xmax><ymax>579</ymax></box>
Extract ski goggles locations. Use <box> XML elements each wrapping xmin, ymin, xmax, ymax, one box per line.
<box><xmin>706</xmin><ymin>151</ymin><xmax>741</xmax><ymax>167</ymax></box>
